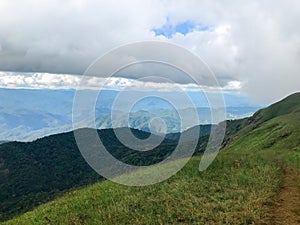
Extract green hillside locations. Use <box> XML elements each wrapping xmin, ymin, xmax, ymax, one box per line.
<box><xmin>0</xmin><ymin>128</ymin><xmax>165</xmax><ymax>221</ymax></box>
<box><xmin>2</xmin><ymin>93</ymin><xmax>300</xmax><ymax>224</ymax></box>
<box><xmin>0</xmin><ymin>126</ymin><xmax>211</xmax><ymax>221</ymax></box>
<box><xmin>252</xmin><ymin>92</ymin><xmax>300</xmax><ymax>125</ymax></box>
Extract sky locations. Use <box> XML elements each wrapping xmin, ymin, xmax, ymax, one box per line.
<box><xmin>0</xmin><ymin>0</ymin><xmax>299</xmax><ymax>104</ymax></box>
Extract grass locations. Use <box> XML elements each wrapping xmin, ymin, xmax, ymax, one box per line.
<box><xmin>2</xmin><ymin>152</ymin><xmax>282</xmax><ymax>225</ymax></box>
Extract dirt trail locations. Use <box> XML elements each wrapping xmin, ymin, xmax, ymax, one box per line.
<box><xmin>272</xmin><ymin>166</ymin><xmax>300</xmax><ymax>225</ymax></box>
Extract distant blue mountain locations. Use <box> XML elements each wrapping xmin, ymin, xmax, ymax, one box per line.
<box><xmin>0</xmin><ymin>88</ymin><xmax>262</xmax><ymax>141</ymax></box>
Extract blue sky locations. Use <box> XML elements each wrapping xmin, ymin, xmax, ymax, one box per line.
<box><xmin>153</xmin><ymin>19</ymin><xmax>210</xmax><ymax>38</ymax></box>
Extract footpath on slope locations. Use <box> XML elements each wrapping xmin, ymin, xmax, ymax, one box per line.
<box><xmin>272</xmin><ymin>165</ymin><xmax>300</xmax><ymax>225</ymax></box>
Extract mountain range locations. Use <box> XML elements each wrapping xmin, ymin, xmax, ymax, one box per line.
<box><xmin>0</xmin><ymin>88</ymin><xmax>261</xmax><ymax>141</ymax></box>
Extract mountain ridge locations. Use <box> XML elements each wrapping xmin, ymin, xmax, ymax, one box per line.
<box><xmin>252</xmin><ymin>92</ymin><xmax>300</xmax><ymax>124</ymax></box>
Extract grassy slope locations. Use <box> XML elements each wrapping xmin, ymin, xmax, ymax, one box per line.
<box><xmin>252</xmin><ymin>92</ymin><xmax>300</xmax><ymax>124</ymax></box>
<box><xmin>0</xmin><ymin>128</ymin><xmax>186</xmax><ymax>221</ymax></box>
<box><xmin>1</xmin><ymin>157</ymin><xmax>282</xmax><ymax>225</ymax></box>
<box><xmin>3</xmin><ymin>94</ymin><xmax>300</xmax><ymax>225</ymax></box>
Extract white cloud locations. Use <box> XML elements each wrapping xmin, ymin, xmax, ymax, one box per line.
<box><xmin>0</xmin><ymin>0</ymin><xmax>299</xmax><ymax>104</ymax></box>
<box><xmin>0</xmin><ymin>71</ymin><xmax>242</xmax><ymax>93</ymax></box>
<box><xmin>0</xmin><ymin>72</ymin><xmax>80</xmax><ymax>89</ymax></box>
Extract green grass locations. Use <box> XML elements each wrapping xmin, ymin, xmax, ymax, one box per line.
<box><xmin>2</xmin><ymin>153</ymin><xmax>282</xmax><ymax>225</ymax></box>
<box><xmin>2</xmin><ymin>94</ymin><xmax>300</xmax><ymax>225</ymax></box>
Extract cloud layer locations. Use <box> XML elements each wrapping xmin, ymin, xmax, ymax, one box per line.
<box><xmin>0</xmin><ymin>71</ymin><xmax>242</xmax><ymax>93</ymax></box>
<box><xmin>0</xmin><ymin>0</ymin><xmax>299</xmax><ymax>103</ymax></box>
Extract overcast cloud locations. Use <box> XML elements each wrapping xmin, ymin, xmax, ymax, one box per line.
<box><xmin>0</xmin><ymin>0</ymin><xmax>299</xmax><ymax>104</ymax></box>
